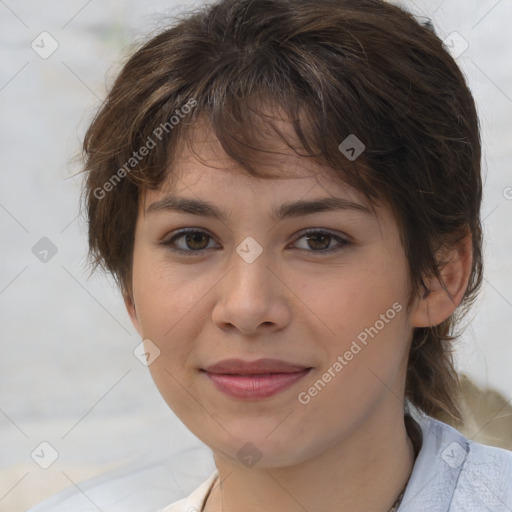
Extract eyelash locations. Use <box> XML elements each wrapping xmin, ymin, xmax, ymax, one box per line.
<box><xmin>160</xmin><ymin>228</ymin><xmax>351</xmax><ymax>256</ymax></box>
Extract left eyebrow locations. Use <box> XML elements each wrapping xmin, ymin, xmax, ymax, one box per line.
<box><xmin>146</xmin><ymin>195</ymin><xmax>373</xmax><ymax>222</ymax></box>
<box><xmin>272</xmin><ymin>197</ymin><xmax>373</xmax><ymax>221</ymax></box>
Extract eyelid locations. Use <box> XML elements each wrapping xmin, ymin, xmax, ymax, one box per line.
<box><xmin>293</xmin><ymin>227</ymin><xmax>351</xmax><ymax>242</ymax></box>
<box><xmin>160</xmin><ymin>227</ymin><xmax>352</xmax><ymax>255</ymax></box>
<box><xmin>161</xmin><ymin>227</ymin><xmax>220</xmax><ymax>253</ymax></box>
<box><xmin>290</xmin><ymin>228</ymin><xmax>351</xmax><ymax>253</ymax></box>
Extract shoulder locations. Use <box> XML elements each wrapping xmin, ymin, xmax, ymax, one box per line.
<box><xmin>400</xmin><ymin>409</ymin><xmax>512</xmax><ymax>511</ymax></box>
<box><xmin>159</xmin><ymin>471</ymin><xmax>218</xmax><ymax>512</ymax></box>
<box><xmin>451</xmin><ymin>424</ymin><xmax>512</xmax><ymax>511</ymax></box>
<box><xmin>23</xmin><ymin>441</ymin><xmax>216</xmax><ymax>512</ymax></box>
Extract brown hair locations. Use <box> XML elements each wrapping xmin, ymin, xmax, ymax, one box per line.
<box><xmin>81</xmin><ymin>0</ymin><xmax>483</xmax><ymax>422</ymax></box>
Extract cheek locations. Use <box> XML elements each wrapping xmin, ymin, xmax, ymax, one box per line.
<box><xmin>300</xmin><ymin>257</ymin><xmax>409</xmax><ymax>336</ymax></box>
<box><xmin>132</xmin><ymin>250</ymin><xmax>205</xmax><ymax>334</ymax></box>
<box><xmin>131</xmin><ymin>257</ymin><xmax>207</xmax><ymax>410</ymax></box>
<box><xmin>297</xmin><ymin>254</ymin><xmax>411</xmax><ymax>393</ymax></box>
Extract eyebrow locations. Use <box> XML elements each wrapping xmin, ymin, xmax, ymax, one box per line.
<box><xmin>146</xmin><ymin>195</ymin><xmax>373</xmax><ymax>222</ymax></box>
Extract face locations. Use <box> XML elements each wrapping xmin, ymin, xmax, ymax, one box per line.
<box><xmin>126</xmin><ymin>121</ymin><xmax>417</xmax><ymax>469</ymax></box>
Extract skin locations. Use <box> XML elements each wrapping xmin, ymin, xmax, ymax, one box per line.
<box><xmin>124</xmin><ymin>118</ymin><xmax>472</xmax><ymax>512</ymax></box>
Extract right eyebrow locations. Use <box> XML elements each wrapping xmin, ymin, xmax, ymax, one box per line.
<box><xmin>146</xmin><ymin>196</ymin><xmax>229</xmax><ymax>222</ymax></box>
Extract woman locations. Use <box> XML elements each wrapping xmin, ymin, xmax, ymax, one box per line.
<box><xmin>81</xmin><ymin>0</ymin><xmax>512</xmax><ymax>510</ymax></box>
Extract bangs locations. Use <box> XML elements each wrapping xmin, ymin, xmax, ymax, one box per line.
<box><xmin>118</xmin><ymin>11</ymin><xmax>401</xmax><ymax>203</ymax></box>
<box><xmin>132</xmin><ymin>83</ymin><xmax>384</xmax><ymax>210</ymax></box>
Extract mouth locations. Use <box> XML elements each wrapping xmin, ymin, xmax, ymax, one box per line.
<box><xmin>201</xmin><ymin>358</ymin><xmax>312</xmax><ymax>399</ymax></box>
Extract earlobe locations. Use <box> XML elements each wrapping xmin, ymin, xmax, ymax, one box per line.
<box><xmin>411</xmin><ymin>233</ymin><xmax>473</xmax><ymax>328</ymax></box>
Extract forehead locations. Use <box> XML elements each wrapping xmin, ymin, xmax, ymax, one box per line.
<box><xmin>143</xmin><ymin>115</ymin><xmax>372</xmax><ymax>209</ymax></box>
<box><xmin>175</xmin><ymin>112</ymin><xmax>320</xmax><ymax>173</ymax></box>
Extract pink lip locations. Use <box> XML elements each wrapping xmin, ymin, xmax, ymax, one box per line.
<box><xmin>202</xmin><ymin>358</ymin><xmax>311</xmax><ymax>399</ymax></box>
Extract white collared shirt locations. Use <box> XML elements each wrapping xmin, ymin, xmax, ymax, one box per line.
<box><xmin>159</xmin><ymin>410</ymin><xmax>512</xmax><ymax>512</ymax></box>
<box><xmin>26</xmin><ymin>408</ymin><xmax>512</xmax><ymax>512</ymax></box>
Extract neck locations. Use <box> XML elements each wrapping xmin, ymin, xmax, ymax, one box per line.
<box><xmin>204</xmin><ymin>399</ymin><xmax>416</xmax><ymax>512</ymax></box>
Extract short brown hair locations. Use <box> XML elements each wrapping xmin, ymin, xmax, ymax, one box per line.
<box><xmin>81</xmin><ymin>0</ymin><xmax>483</xmax><ymax>421</ymax></box>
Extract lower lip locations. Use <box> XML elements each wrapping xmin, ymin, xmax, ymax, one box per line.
<box><xmin>204</xmin><ymin>369</ymin><xmax>311</xmax><ymax>399</ymax></box>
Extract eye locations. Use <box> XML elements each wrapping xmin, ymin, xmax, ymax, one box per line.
<box><xmin>292</xmin><ymin>229</ymin><xmax>350</xmax><ymax>253</ymax></box>
<box><xmin>161</xmin><ymin>229</ymin><xmax>218</xmax><ymax>254</ymax></box>
<box><xmin>161</xmin><ymin>228</ymin><xmax>351</xmax><ymax>256</ymax></box>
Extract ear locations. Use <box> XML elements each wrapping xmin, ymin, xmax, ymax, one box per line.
<box><xmin>124</xmin><ymin>291</ymin><xmax>142</xmax><ymax>336</ymax></box>
<box><xmin>410</xmin><ymin>232</ymin><xmax>473</xmax><ymax>328</ymax></box>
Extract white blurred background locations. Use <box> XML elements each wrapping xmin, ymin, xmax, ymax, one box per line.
<box><xmin>0</xmin><ymin>0</ymin><xmax>511</xmax><ymax>510</ymax></box>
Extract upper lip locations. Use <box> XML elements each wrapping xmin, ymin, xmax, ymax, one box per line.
<box><xmin>203</xmin><ymin>358</ymin><xmax>310</xmax><ymax>375</ymax></box>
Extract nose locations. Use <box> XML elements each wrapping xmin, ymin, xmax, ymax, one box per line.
<box><xmin>211</xmin><ymin>247</ymin><xmax>291</xmax><ymax>336</ymax></box>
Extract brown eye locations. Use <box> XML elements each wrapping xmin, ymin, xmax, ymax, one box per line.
<box><xmin>293</xmin><ymin>230</ymin><xmax>350</xmax><ymax>254</ymax></box>
<box><xmin>183</xmin><ymin>232</ymin><xmax>210</xmax><ymax>250</ymax></box>
<box><xmin>162</xmin><ymin>229</ymin><xmax>217</xmax><ymax>254</ymax></box>
<box><xmin>305</xmin><ymin>232</ymin><xmax>332</xmax><ymax>250</ymax></box>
